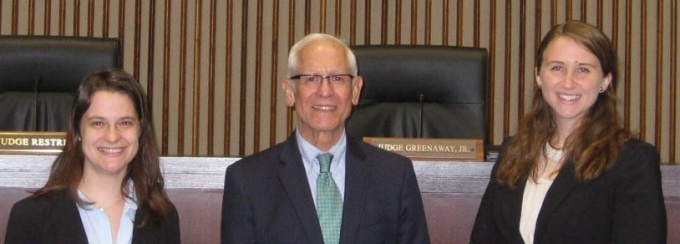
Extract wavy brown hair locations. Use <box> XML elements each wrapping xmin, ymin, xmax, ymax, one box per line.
<box><xmin>34</xmin><ymin>68</ymin><xmax>171</xmax><ymax>226</ymax></box>
<box><xmin>496</xmin><ymin>21</ymin><xmax>630</xmax><ymax>188</ymax></box>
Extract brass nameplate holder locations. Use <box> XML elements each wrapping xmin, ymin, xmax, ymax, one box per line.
<box><xmin>364</xmin><ymin>137</ymin><xmax>484</xmax><ymax>161</ymax></box>
<box><xmin>0</xmin><ymin>131</ymin><xmax>67</xmax><ymax>155</ymax></box>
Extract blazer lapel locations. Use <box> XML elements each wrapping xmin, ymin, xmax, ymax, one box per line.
<box><xmin>338</xmin><ymin>136</ymin><xmax>368</xmax><ymax>244</ymax></box>
<box><xmin>51</xmin><ymin>189</ymin><xmax>89</xmax><ymax>244</ymax></box>
<box><xmin>278</xmin><ymin>135</ymin><xmax>325</xmax><ymax>244</ymax></box>
<box><xmin>498</xmin><ymin>177</ymin><xmax>527</xmax><ymax>243</ymax></box>
<box><xmin>534</xmin><ymin>162</ymin><xmax>578</xmax><ymax>241</ymax></box>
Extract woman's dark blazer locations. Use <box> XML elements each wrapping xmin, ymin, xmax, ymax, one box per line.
<box><xmin>470</xmin><ymin>138</ymin><xmax>667</xmax><ymax>244</ymax></box>
<box><xmin>5</xmin><ymin>188</ymin><xmax>180</xmax><ymax>244</ymax></box>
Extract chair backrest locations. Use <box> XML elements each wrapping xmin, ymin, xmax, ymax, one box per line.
<box><xmin>346</xmin><ymin>45</ymin><xmax>488</xmax><ymax>143</ymax></box>
<box><xmin>0</xmin><ymin>36</ymin><xmax>120</xmax><ymax>131</ymax></box>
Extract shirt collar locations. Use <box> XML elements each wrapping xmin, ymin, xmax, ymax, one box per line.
<box><xmin>76</xmin><ymin>179</ymin><xmax>139</xmax><ymax>214</ymax></box>
<box><xmin>295</xmin><ymin>129</ymin><xmax>347</xmax><ymax>166</ymax></box>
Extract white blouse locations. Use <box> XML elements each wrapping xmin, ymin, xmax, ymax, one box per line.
<box><xmin>519</xmin><ymin>177</ymin><xmax>554</xmax><ymax>244</ymax></box>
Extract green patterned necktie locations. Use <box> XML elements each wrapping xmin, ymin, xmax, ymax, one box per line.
<box><xmin>316</xmin><ymin>153</ymin><xmax>343</xmax><ymax>244</ymax></box>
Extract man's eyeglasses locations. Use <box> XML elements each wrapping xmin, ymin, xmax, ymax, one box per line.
<box><xmin>289</xmin><ymin>74</ymin><xmax>355</xmax><ymax>87</ymax></box>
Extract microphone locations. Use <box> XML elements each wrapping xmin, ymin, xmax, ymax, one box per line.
<box><xmin>33</xmin><ymin>76</ymin><xmax>42</xmax><ymax>131</ymax></box>
<box><xmin>417</xmin><ymin>93</ymin><xmax>425</xmax><ymax>138</ymax></box>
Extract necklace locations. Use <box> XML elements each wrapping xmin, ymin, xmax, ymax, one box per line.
<box><xmin>96</xmin><ymin>198</ymin><xmax>124</xmax><ymax>212</ymax></box>
<box><xmin>544</xmin><ymin>142</ymin><xmax>564</xmax><ymax>162</ymax></box>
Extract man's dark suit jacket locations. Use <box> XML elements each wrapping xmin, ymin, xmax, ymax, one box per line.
<box><xmin>221</xmin><ymin>133</ymin><xmax>430</xmax><ymax>244</ymax></box>
<box><xmin>5</xmin><ymin>188</ymin><xmax>180</xmax><ymax>244</ymax></box>
<box><xmin>470</xmin><ymin>138</ymin><xmax>667</xmax><ymax>244</ymax></box>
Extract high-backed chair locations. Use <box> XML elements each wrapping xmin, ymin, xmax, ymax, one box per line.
<box><xmin>346</xmin><ymin>45</ymin><xmax>488</xmax><ymax>143</ymax></box>
<box><xmin>0</xmin><ymin>36</ymin><xmax>120</xmax><ymax>131</ymax></box>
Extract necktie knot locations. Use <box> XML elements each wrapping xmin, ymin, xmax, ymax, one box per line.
<box><xmin>317</xmin><ymin>153</ymin><xmax>333</xmax><ymax>173</ymax></box>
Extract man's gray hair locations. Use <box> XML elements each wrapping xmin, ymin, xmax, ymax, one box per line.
<box><xmin>287</xmin><ymin>33</ymin><xmax>358</xmax><ymax>77</ymax></box>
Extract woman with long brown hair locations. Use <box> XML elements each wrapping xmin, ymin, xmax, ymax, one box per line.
<box><xmin>471</xmin><ymin>21</ymin><xmax>666</xmax><ymax>243</ymax></box>
<box><xmin>6</xmin><ymin>68</ymin><xmax>180</xmax><ymax>243</ymax></box>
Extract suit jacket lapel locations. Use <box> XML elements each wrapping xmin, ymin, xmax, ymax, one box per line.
<box><xmin>278</xmin><ymin>134</ymin><xmax>325</xmax><ymax>244</ymax></box>
<box><xmin>338</xmin><ymin>136</ymin><xmax>368</xmax><ymax>244</ymax></box>
<box><xmin>498</xmin><ymin>177</ymin><xmax>527</xmax><ymax>243</ymax></box>
<box><xmin>51</xmin><ymin>189</ymin><xmax>89</xmax><ymax>244</ymax></box>
<box><xmin>534</xmin><ymin>162</ymin><xmax>578</xmax><ymax>241</ymax></box>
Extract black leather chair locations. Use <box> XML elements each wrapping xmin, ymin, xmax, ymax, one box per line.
<box><xmin>346</xmin><ymin>45</ymin><xmax>488</xmax><ymax>143</ymax></box>
<box><xmin>0</xmin><ymin>36</ymin><xmax>120</xmax><ymax>131</ymax></box>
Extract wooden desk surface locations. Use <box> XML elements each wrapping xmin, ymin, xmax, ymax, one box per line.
<box><xmin>1</xmin><ymin>155</ymin><xmax>678</xmax><ymax>243</ymax></box>
<box><xmin>1</xmin><ymin>154</ymin><xmax>678</xmax><ymax>198</ymax></box>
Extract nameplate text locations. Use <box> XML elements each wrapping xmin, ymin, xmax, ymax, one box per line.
<box><xmin>0</xmin><ymin>131</ymin><xmax>67</xmax><ymax>154</ymax></box>
<box><xmin>364</xmin><ymin>137</ymin><xmax>485</xmax><ymax>161</ymax></box>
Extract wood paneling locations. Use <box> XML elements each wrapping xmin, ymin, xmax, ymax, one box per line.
<box><xmin>0</xmin><ymin>0</ymin><xmax>677</xmax><ymax>163</ymax></box>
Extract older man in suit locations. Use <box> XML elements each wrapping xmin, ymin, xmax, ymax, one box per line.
<box><xmin>220</xmin><ymin>33</ymin><xmax>430</xmax><ymax>244</ymax></box>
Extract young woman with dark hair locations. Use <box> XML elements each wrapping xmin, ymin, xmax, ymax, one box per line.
<box><xmin>6</xmin><ymin>68</ymin><xmax>180</xmax><ymax>244</ymax></box>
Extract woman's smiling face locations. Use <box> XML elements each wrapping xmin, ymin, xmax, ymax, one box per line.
<box><xmin>536</xmin><ymin>36</ymin><xmax>612</xmax><ymax>126</ymax></box>
<box><xmin>80</xmin><ymin>91</ymin><xmax>140</xmax><ymax>177</ymax></box>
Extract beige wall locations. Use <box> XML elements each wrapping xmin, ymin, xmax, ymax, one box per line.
<box><xmin>0</xmin><ymin>0</ymin><xmax>677</xmax><ymax>163</ymax></box>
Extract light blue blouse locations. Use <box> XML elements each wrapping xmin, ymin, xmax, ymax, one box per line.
<box><xmin>77</xmin><ymin>184</ymin><xmax>138</xmax><ymax>244</ymax></box>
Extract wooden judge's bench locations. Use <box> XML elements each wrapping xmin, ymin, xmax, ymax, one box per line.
<box><xmin>0</xmin><ymin>155</ymin><xmax>678</xmax><ymax>243</ymax></box>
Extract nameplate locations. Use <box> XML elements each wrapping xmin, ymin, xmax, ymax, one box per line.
<box><xmin>0</xmin><ymin>131</ymin><xmax>67</xmax><ymax>155</ymax></box>
<box><xmin>364</xmin><ymin>137</ymin><xmax>485</xmax><ymax>161</ymax></box>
